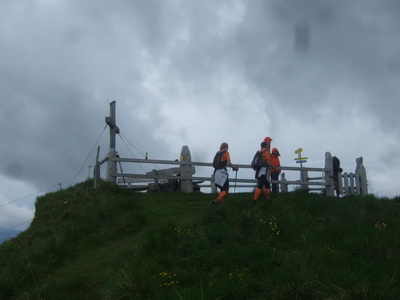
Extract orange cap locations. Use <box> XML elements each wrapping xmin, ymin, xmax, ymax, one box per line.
<box><xmin>264</xmin><ymin>137</ymin><xmax>272</xmax><ymax>143</ymax></box>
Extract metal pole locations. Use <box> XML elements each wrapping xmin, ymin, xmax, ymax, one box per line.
<box><xmin>234</xmin><ymin>170</ymin><xmax>238</xmax><ymax>193</ymax></box>
<box><xmin>94</xmin><ymin>146</ymin><xmax>100</xmax><ymax>189</ymax></box>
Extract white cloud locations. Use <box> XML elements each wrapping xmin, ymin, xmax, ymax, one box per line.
<box><xmin>0</xmin><ymin>175</ymin><xmax>36</xmax><ymax>230</ymax></box>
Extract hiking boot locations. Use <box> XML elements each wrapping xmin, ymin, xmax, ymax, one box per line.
<box><xmin>252</xmin><ymin>200</ymin><xmax>256</xmax><ymax>206</ymax></box>
<box><xmin>211</xmin><ymin>199</ymin><xmax>218</xmax><ymax>206</ymax></box>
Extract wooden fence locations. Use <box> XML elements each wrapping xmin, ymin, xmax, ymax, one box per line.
<box><xmin>94</xmin><ymin>145</ymin><xmax>368</xmax><ymax>197</ymax></box>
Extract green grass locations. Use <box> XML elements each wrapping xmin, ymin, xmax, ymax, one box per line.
<box><xmin>1</xmin><ymin>180</ymin><xmax>400</xmax><ymax>299</ymax></box>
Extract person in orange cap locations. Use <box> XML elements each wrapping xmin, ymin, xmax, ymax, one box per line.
<box><xmin>252</xmin><ymin>141</ymin><xmax>277</xmax><ymax>205</ymax></box>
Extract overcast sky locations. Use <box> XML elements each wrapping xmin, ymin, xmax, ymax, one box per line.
<box><xmin>1</xmin><ymin>0</ymin><xmax>399</xmax><ymax>232</ymax></box>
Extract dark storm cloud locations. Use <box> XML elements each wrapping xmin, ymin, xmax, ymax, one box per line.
<box><xmin>209</xmin><ymin>0</ymin><xmax>400</xmax><ymax>129</ymax></box>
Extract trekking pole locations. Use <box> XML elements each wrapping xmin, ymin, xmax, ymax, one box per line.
<box><xmin>234</xmin><ymin>169</ymin><xmax>238</xmax><ymax>193</ymax></box>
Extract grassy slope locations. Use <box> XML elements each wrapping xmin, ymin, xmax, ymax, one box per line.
<box><xmin>1</xmin><ymin>181</ymin><xmax>400</xmax><ymax>299</ymax></box>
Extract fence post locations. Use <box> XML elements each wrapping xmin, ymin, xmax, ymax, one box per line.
<box><xmin>301</xmin><ymin>169</ymin><xmax>309</xmax><ymax>190</ymax></box>
<box><xmin>349</xmin><ymin>173</ymin><xmax>355</xmax><ymax>195</ymax></box>
<box><xmin>93</xmin><ymin>146</ymin><xmax>101</xmax><ymax>189</ymax></box>
<box><xmin>324</xmin><ymin>152</ymin><xmax>334</xmax><ymax>197</ymax></box>
<box><xmin>337</xmin><ymin>171</ymin><xmax>343</xmax><ymax>197</ymax></box>
<box><xmin>153</xmin><ymin>169</ymin><xmax>160</xmax><ymax>192</ymax></box>
<box><xmin>355</xmin><ymin>157</ymin><xmax>368</xmax><ymax>195</ymax></box>
<box><xmin>106</xmin><ymin>150</ymin><xmax>117</xmax><ymax>184</ymax></box>
<box><xmin>355</xmin><ymin>172</ymin><xmax>361</xmax><ymax>195</ymax></box>
<box><xmin>280</xmin><ymin>172</ymin><xmax>288</xmax><ymax>192</ymax></box>
<box><xmin>210</xmin><ymin>173</ymin><xmax>217</xmax><ymax>193</ymax></box>
<box><xmin>343</xmin><ymin>172</ymin><xmax>349</xmax><ymax>196</ymax></box>
<box><xmin>180</xmin><ymin>146</ymin><xmax>194</xmax><ymax>193</ymax></box>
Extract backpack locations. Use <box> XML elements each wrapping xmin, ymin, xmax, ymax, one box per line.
<box><xmin>213</xmin><ymin>151</ymin><xmax>227</xmax><ymax>170</ymax></box>
<box><xmin>251</xmin><ymin>150</ymin><xmax>265</xmax><ymax>170</ymax></box>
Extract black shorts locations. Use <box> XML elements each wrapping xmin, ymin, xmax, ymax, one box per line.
<box><xmin>256</xmin><ymin>175</ymin><xmax>270</xmax><ymax>189</ymax></box>
<box><xmin>216</xmin><ymin>178</ymin><xmax>230</xmax><ymax>192</ymax></box>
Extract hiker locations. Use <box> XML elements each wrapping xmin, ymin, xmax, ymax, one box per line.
<box><xmin>252</xmin><ymin>141</ymin><xmax>277</xmax><ymax>205</ymax></box>
<box><xmin>212</xmin><ymin>142</ymin><xmax>239</xmax><ymax>205</ymax></box>
<box><xmin>270</xmin><ymin>148</ymin><xmax>281</xmax><ymax>193</ymax></box>
<box><xmin>332</xmin><ymin>156</ymin><xmax>343</xmax><ymax>197</ymax></box>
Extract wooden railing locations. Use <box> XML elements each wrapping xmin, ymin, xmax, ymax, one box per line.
<box><xmin>94</xmin><ymin>146</ymin><xmax>368</xmax><ymax>197</ymax></box>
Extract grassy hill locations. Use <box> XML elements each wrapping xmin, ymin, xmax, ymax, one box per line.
<box><xmin>1</xmin><ymin>180</ymin><xmax>400</xmax><ymax>300</ymax></box>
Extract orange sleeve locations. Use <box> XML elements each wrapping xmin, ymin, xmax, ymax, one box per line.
<box><xmin>222</xmin><ymin>151</ymin><xmax>231</xmax><ymax>162</ymax></box>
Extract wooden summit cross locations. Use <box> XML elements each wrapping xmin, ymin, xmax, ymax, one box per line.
<box><xmin>105</xmin><ymin>101</ymin><xmax>119</xmax><ymax>184</ymax></box>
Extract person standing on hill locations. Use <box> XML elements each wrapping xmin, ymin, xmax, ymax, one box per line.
<box><xmin>212</xmin><ymin>142</ymin><xmax>239</xmax><ymax>205</ymax></box>
<box><xmin>270</xmin><ymin>147</ymin><xmax>281</xmax><ymax>193</ymax></box>
<box><xmin>332</xmin><ymin>156</ymin><xmax>343</xmax><ymax>197</ymax></box>
<box><xmin>252</xmin><ymin>141</ymin><xmax>277</xmax><ymax>205</ymax></box>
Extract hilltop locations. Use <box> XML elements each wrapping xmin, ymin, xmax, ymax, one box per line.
<box><xmin>1</xmin><ymin>180</ymin><xmax>399</xmax><ymax>299</ymax></box>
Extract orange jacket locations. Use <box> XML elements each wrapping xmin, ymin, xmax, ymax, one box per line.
<box><xmin>270</xmin><ymin>147</ymin><xmax>281</xmax><ymax>173</ymax></box>
<box><xmin>260</xmin><ymin>147</ymin><xmax>270</xmax><ymax>163</ymax></box>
